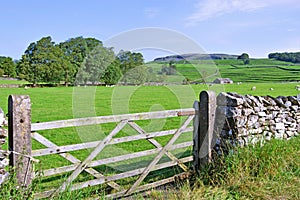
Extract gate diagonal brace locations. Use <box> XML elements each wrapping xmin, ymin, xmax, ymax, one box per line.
<box><xmin>51</xmin><ymin>120</ymin><xmax>128</xmax><ymax>196</ymax></box>
<box><xmin>31</xmin><ymin>132</ymin><xmax>120</xmax><ymax>191</ymax></box>
<box><xmin>127</xmin><ymin>121</ymin><xmax>189</xmax><ymax>172</ymax></box>
<box><xmin>125</xmin><ymin>115</ymin><xmax>194</xmax><ymax>195</ymax></box>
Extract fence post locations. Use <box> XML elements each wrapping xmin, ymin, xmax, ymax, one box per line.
<box><xmin>8</xmin><ymin>95</ymin><xmax>32</xmax><ymax>186</ymax></box>
<box><xmin>193</xmin><ymin>100</ymin><xmax>200</xmax><ymax>171</ymax></box>
<box><xmin>194</xmin><ymin>91</ymin><xmax>216</xmax><ymax>172</ymax></box>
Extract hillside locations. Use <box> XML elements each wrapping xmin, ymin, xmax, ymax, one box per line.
<box><xmin>147</xmin><ymin>58</ymin><xmax>300</xmax><ymax>83</ymax></box>
<box><xmin>153</xmin><ymin>53</ymin><xmax>239</xmax><ymax>62</ymax></box>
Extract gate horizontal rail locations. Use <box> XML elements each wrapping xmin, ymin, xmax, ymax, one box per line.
<box><xmin>31</xmin><ymin>108</ymin><xmax>196</xmax><ymax>131</ymax></box>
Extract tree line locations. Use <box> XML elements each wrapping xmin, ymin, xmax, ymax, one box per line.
<box><xmin>0</xmin><ymin>36</ymin><xmax>159</xmax><ymax>85</ymax></box>
<box><xmin>268</xmin><ymin>52</ymin><xmax>300</xmax><ymax>63</ymax></box>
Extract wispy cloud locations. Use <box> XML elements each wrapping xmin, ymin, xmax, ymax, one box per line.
<box><xmin>144</xmin><ymin>8</ymin><xmax>160</xmax><ymax>19</ymax></box>
<box><xmin>186</xmin><ymin>0</ymin><xmax>298</xmax><ymax>26</ymax></box>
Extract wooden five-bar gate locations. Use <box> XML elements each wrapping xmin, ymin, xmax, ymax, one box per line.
<box><xmin>7</xmin><ymin>91</ymin><xmax>216</xmax><ymax>199</ymax></box>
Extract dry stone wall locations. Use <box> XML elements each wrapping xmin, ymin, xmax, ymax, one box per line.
<box><xmin>214</xmin><ymin>92</ymin><xmax>300</xmax><ymax>153</ymax></box>
<box><xmin>0</xmin><ymin>108</ymin><xmax>9</xmax><ymax>185</ymax></box>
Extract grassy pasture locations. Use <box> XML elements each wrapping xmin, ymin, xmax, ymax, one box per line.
<box><xmin>0</xmin><ymin>83</ymin><xmax>299</xmax><ymax>198</ymax></box>
<box><xmin>0</xmin><ymin>58</ymin><xmax>300</xmax><ymax>198</ymax></box>
<box><xmin>1</xmin><ymin>83</ymin><xmax>299</xmax><ymax>121</ymax></box>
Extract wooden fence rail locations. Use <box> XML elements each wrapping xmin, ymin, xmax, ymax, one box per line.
<box><xmin>8</xmin><ymin>91</ymin><xmax>216</xmax><ymax>199</ymax></box>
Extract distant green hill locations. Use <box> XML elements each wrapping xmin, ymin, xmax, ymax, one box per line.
<box><xmin>153</xmin><ymin>53</ymin><xmax>239</xmax><ymax>62</ymax></box>
<box><xmin>148</xmin><ymin>58</ymin><xmax>300</xmax><ymax>83</ymax></box>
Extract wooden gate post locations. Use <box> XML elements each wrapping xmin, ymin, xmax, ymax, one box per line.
<box><xmin>194</xmin><ymin>91</ymin><xmax>216</xmax><ymax>172</ymax></box>
<box><xmin>8</xmin><ymin>95</ymin><xmax>32</xmax><ymax>186</ymax></box>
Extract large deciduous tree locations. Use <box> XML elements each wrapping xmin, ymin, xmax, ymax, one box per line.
<box><xmin>116</xmin><ymin>50</ymin><xmax>150</xmax><ymax>85</ymax></box>
<box><xmin>76</xmin><ymin>45</ymin><xmax>115</xmax><ymax>84</ymax></box>
<box><xmin>59</xmin><ymin>37</ymin><xmax>103</xmax><ymax>85</ymax></box>
<box><xmin>0</xmin><ymin>56</ymin><xmax>16</xmax><ymax>77</ymax></box>
<box><xmin>117</xmin><ymin>50</ymin><xmax>144</xmax><ymax>73</ymax></box>
<box><xmin>17</xmin><ymin>36</ymin><xmax>71</xmax><ymax>84</ymax></box>
<box><xmin>101</xmin><ymin>59</ymin><xmax>122</xmax><ymax>85</ymax></box>
<box><xmin>121</xmin><ymin>65</ymin><xmax>149</xmax><ymax>85</ymax></box>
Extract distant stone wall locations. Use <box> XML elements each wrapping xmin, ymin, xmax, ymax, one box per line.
<box><xmin>0</xmin><ymin>108</ymin><xmax>9</xmax><ymax>185</ymax></box>
<box><xmin>0</xmin><ymin>84</ymin><xmax>22</xmax><ymax>88</ymax></box>
<box><xmin>214</xmin><ymin>92</ymin><xmax>300</xmax><ymax>153</ymax></box>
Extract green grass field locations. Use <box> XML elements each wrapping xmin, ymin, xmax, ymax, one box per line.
<box><xmin>0</xmin><ymin>58</ymin><xmax>300</xmax><ymax>199</ymax></box>
<box><xmin>1</xmin><ymin>83</ymin><xmax>299</xmax><ymax>121</ymax></box>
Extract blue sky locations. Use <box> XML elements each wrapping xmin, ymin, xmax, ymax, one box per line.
<box><xmin>0</xmin><ymin>0</ymin><xmax>299</xmax><ymax>61</ymax></box>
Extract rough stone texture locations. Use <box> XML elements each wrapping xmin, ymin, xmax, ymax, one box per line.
<box><xmin>0</xmin><ymin>107</ymin><xmax>9</xmax><ymax>185</ymax></box>
<box><xmin>214</xmin><ymin>93</ymin><xmax>300</xmax><ymax>153</ymax></box>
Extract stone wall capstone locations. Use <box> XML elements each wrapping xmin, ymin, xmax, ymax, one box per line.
<box><xmin>214</xmin><ymin>92</ymin><xmax>300</xmax><ymax>153</ymax></box>
<box><xmin>0</xmin><ymin>108</ymin><xmax>9</xmax><ymax>185</ymax></box>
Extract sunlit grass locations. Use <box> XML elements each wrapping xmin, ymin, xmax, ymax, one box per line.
<box><xmin>151</xmin><ymin>136</ymin><xmax>300</xmax><ymax>200</ymax></box>
<box><xmin>0</xmin><ymin>75</ymin><xmax>299</xmax><ymax>199</ymax></box>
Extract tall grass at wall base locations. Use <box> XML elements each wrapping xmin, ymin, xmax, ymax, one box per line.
<box><xmin>1</xmin><ymin>136</ymin><xmax>299</xmax><ymax>200</ymax></box>
<box><xmin>0</xmin><ymin>172</ymin><xmax>35</xmax><ymax>199</ymax></box>
<box><xmin>153</xmin><ymin>136</ymin><xmax>300</xmax><ymax>200</ymax></box>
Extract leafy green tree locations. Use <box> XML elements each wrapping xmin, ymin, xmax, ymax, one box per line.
<box><xmin>121</xmin><ymin>65</ymin><xmax>149</xmax><ymax>85</ymax></box>
<box><xmin>0</xmin><ymin>56</ymin><xmax>16</xmax><ymax>77</ymax></box>
<box><xmin>238</xmin><ymin>53</ymin><xmax>249</xmax><ymax>60</ymax></box>
<box><xmin>18</xmin><ymin>36</ymin><xmax>71</xmax><ymax>84</ymax></box>
<box><xmin>244</xmin><ymin>59</ymin><xmax>250</xmax><ymax>64</ymax></box>
<box><xmin>16</xmin><ymin>55</ymin><xmax>30</xmax><ymax>79</ymax></box>
<box><xmin>117</xmin><ymin>50</ymin><xmax>144</xmax><ymax>73</ymax></box>
<box><xmin>76</xmin><ymin>46</ymin><xmax>115</xmax><ymax>84</ymax></box>
<box><xmin>59</xmin><ymin>37</ymin><xmax>103</xmax><ymax>84</ymax></box>
<box><xmin>269</xmin><ymin>52</ymin><xmax>300</xmax><ymax>63</ymax></box>
<box><xmin>101</xmin><ymin>60</ymin><xmax>122</xmax><ymax>85</ymax></box>
<box><xmin>238</xmin><ymin>53</ymin><xmax>250</xmax><ymax>64</ymax></box>
<box><xmin>160</xmin><ymin>61</ymin><xmax>177</xmax><ymax>75</ymax></box>
<box><xmin>146</xmin><ymin>67</ymin><xmax>158</xmax><ymax>82</ymax></box>
<box><xmin>85</xmin><ymin>38</ymin><xmax>103</xmax><ymax>51</ymax></box>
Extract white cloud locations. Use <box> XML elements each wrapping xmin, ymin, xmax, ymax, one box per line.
<box><xmin>186</xmin><ymin>0</ymin><xmax>298</xmax><ymax>26</ymax></box>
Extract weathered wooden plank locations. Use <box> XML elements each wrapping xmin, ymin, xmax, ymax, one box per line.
<box><xmin>105</xmin><ymin>171</ymin><xmax>191</xmax><ymax>199</ymax></box>
<box><xmin>197</xmin><ymin>91</ymin><xmax>216</xmax><ymax>170</ymax></box>
<box><xmin>110</xmin><ymin>126</ymin><xmax>193</xmax><ymax>145</ymax></box>
<box><xmin>125</xmin><ymin>115</ymin><xmax>194</xmax><ymax>195</ymax></box>
<box><xmin>35</xmin><ymin>189</ymin><xmax>56</xmax><ymax>199</ymax></box>
<box><xmin>177</xmin><ymin>110</ymin><xmax>195</xmax><ymax>116</ymax></box>
<box><xmin>32</xmin><ymin>140</ymin><xmax>99</xmax><ymax>157</ymax></box>
<box><xmin>31</xmin><ymin>132</ymin><xmax>120</xmax><ymax>190</ymax></box>
<box><xmin>42</xmin><ymin>148</ymin><xmax>160</xmax><ymax>177</ymax></box>
<box><xmin>31</xmin><ymin>108</ymin><xmax>195</xmax><ymax>131</ymax></box>
<box><xmin>69</xmin><ymin>156</ymin><xmax>193</xmax><ymax>192</ymax></box>
<box><xmin>32</xmin><ymin>127</ymin><xmax>193</xmax><ymax>157</ymax></box>
<box><xmin>36</xmin><ymin>156</ymin><xmax>192</xmax><ymax>199</ymax></box>
<box><xmin>192</xmin><ymin>101</ymin><xmax>200</xmax><ymax>171</ymax></box>
<box><xmin>107</xmin><ymin>156</ymin><xmax>192</xmax><ymax>183</ymax></box>
<box><xmin>42</xmin><ymin>141</ymin><xmax>193</xmax><ymax>177</ymax></box>
<box><xmin>31</xmin><ymin>132</ymin><xmax>80</xmax><ymax>164</ymax></box>
<box><xmin>132</xmin><ymin>171</ymin><xmax>191</xmax><ymax>194</ymax></box>
<box><xmin>8</xmin><ymin>95</ymin><xmax>32</xmax><ymax>186</ymax></box>
<box><xmin>55</xmin><ymin>120</ymin><xmax>128</xmax><ymax>195</ymax></box>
